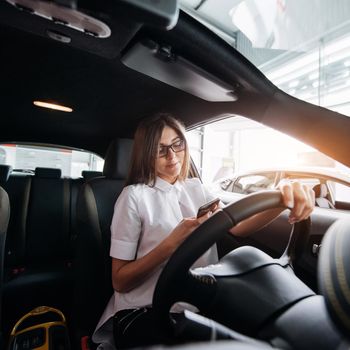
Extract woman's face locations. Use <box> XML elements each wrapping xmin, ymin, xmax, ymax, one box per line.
<box><xmin>155</xmin><ymin>126</ymin><xmax>185</xmax><ymax>184</ymax></box>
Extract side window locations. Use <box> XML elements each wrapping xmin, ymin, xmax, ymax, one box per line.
<box><xmin>0</xmin><ymin>148</ymin><xmax>5</xmax><ymax>164</ymax></box>
<box><xmin>328</xmin><ymin>181</ymin><xmax>350</xmax><ymax>204</ymax></box>
<box><xmin>186</xmin><ymin>116</ymin><xmax>350</xmax><ymax>198</ymax></box>
<box><xmin>0</xmin><ymin>144</ymin><xmax>104</xmax><ymax>178</ymax></box>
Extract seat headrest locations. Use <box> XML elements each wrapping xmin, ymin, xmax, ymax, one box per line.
<box><xmin>313</xmin><ymin>183</ymin><xmax>327</xmax><ymax>198</ymax></box>
<box><xmin>103</xmin><ymin>138</ymin><xmax>133</xmax><ymax>179</ymax></box>
<box><xmin>82</xmin><ymin>170</ymin><xmax>103</xmax><ymax>181</ymax></box>
<box><xmin>0</xmin><ymin>164</ymin><xmax>12</xmax><ymax>184</ymax></box>
<box><xmin>35</xmin><ymin>167</ymin><xmax>62</xmax><ymax>179</ymax></box>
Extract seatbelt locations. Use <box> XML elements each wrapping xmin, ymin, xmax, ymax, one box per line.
<box><xmin>63</xmin><ymin>178</ymin><xmax>71</xmax><ymax>259</ymax></box>
<box><xmin>81</xmin><ymin>336</ymin><xmax>90</xmax><ymax>350</ymax></box>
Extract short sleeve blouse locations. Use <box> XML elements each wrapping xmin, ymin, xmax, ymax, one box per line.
<box><xmin>110</xmin><ymin>176</ymin><xmax>218</xmax><ymax>312</ymax></box>
<box><xmin>93</xmin><ymin>177</ymin><xmax>218</xmax><ymax>343</ymax></box>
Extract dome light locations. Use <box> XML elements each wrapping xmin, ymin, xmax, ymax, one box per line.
<box><xmin>33</xmin><ymin>101</ymin><xmax>73</xmax><ymax>112</ymax></box>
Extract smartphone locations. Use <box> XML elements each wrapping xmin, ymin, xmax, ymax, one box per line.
<box><xmin>197</xmin><ymin>198</ymin><xmax>220</xmax><ymax>218</ymax></box>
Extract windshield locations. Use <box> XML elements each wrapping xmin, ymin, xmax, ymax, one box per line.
<box><xmin>180</xmin><ymin>0</ymin><xmax>350</xmax><ymax>116</ymax></box>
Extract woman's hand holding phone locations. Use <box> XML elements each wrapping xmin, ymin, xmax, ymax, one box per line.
<box><xmin>165</xmin><ymin>198</ymin><xmax>220</xmax><ymax>254</ymax></box>
<box><xmin>197</xmin><ymin>198</ymin><xmax>220</xmax><ymax>218</ymax></box>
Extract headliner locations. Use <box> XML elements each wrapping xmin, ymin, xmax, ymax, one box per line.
<box><xmin>1</xmin><ymin>1</ymin><xmax>350</xmax><ymax>168</ymax></box>
<box><xmin>0</xmin><ymin>1</ymin><xmax>275</xmax><ymax>156</ymax></box>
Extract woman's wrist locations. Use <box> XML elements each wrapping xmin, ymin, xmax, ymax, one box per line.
<box><xmin>160</xmin><ymin>236</ymin><xmax>178</xmax><ymax>257</ymax></box>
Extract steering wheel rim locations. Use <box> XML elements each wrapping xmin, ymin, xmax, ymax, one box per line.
<box><xmin>153</xmin><ymin>190</ymin><xmax>285</xmax><ymax>329</ymax></box>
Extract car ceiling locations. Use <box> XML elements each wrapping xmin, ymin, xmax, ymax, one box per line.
<box><xmin>1</xmin><ymin>0</ymin><xmax>350</xmax><ymax>167</ymax></box>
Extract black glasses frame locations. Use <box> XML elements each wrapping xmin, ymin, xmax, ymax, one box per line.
<box><xmin>157</xmin><ymin>139</ymin><xmax>185</xmax><ymax>158</ymax></box>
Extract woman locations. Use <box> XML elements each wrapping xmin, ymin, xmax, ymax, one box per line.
<box><xmin>94</xmin><ymin>113</ymin><xmax>314</xmax><ymax>349</ymax></box>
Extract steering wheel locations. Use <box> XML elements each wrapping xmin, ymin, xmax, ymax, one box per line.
<box><xmin>153</xmin><ymin>190</ymin><xmax>312</xmax><ymax>335</ymax></box>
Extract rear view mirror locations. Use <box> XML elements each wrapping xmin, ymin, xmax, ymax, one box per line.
<box><xmin>118</xmin><ymin>0</ymin><xmax>179</xmax><ymax>30</ymax></box>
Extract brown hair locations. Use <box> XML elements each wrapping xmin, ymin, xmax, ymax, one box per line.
<box><xmin>126</xmin><ymin>113</ymin><xmax>190</xmax><ymax>186</ymax></box>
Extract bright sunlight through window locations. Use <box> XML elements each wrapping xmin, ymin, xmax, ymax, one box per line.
<box><xmin>187</xmin><ymin>116</ymin><xmax>347</xmax><ymax>185</ymax></box>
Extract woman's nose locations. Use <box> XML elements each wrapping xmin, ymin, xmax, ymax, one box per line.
<box><xmin>166</xmin><ymin>147</ymin><xmax>176</xmax><ymax>159</ymax></box>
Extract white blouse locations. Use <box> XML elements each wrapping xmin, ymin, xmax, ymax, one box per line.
<box><xmin>93</xmin><ymin>177</ymin><xmax>218</xmax><ymax>347</ymax></box>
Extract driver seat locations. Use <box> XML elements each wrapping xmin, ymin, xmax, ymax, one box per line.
<box><xmin>72</xmin><ymin>138</ymin><xmax>133</xmax><ymax>347</ymax></box>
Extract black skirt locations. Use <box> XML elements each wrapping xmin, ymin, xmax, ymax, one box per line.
<box><xmin>113</xmin><ymin>307</ymin><xmax>182</xmax><ymax>349</ymax></box>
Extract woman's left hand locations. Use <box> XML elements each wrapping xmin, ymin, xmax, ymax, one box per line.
<box><xmin>278</xmin><ymin>180</ymin><xmax>315</xmax><ymax>224</ymax></box>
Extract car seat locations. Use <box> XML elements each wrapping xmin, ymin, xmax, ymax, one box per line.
<box><xmin>313</xmin><ymin>184</ymin><xmax>335</xmax><ymax>209</ymax></box>
<box><xmin>0</xmin><ymin>165</ymin><xmax>11</xmax><ymax>346</ymax></box>
<box><xmin>0</xmin><ymin>165</ymin><xmax>12</xmax><ymax>188</ymax></box>
<box><xmin>2</xmin><ymin>167</ymin><xmax>77</xmax><ymax>340</ymax></box>
<box><xmin>0</xmin><ymin>184</ymin><xmax>10</xmax><ymax>347</ymax></box>
<box><xmin>72</xmin><ymin>138</ymin><xmax>133</xmax><ymax>347</ymax></box>
<box><xmin>81</xmin><ymin>170</ymin><xmax>103</xmax><ymax>181</ymax></box>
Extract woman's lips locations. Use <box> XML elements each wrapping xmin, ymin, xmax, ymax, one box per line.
<box><xmin>166</xmin><ymin>162</ymin><xmax>179</xmax><ymax>168</ymax></box>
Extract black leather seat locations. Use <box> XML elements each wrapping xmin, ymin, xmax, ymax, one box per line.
<box><xmin>81</xmin><ymin>170</ymin><xmax>103</xmax><ymax>181</ymax></box>
<box><xmin>0</xmin><ymin>184</ymin><xmax>10</xmax><ymax>347</ymax></box>
<box><xmin>73</xmin><ymin>138</ymin><xmax>133</xmax><ymax>343</ymax></box>
<box><xmin>0</xmin><ymin>164</ymin><xmax>11</xmax><ymax>345</ymax></box>
<box><xmin>0</xmin><ymin>165</ymin><xmax>11</xmax><ymax>344</ymax></box>
<box><xmin>2</xmin><ymin>167</ymin><xmax>76</xmax><ymax>337</ymax></box>
<box><xmin>0</xmin><ymin>165</ymin><xmax>12</xmax><ymax>188</ymax></box>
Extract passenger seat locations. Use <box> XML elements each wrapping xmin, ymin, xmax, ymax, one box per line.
<box><xmin>0</xmin><ymin>177</ymin><xmax>10</xmax><ymax>347</ymax></box>
<box><xmin>313</xmin><ymin>183</ymin><xmax>335</xmax><ymax>209</ymax></box>
<box><xmin>81</xmin><ymin>170</ymin><xmax>103</xmax><ymax>181</ymax></box>
<box><xmin>2</xmin><ymin>167</ymin><xmax>75</xmax><ymax>338</ymax></box>
<box><xmin>0</xmin><ymin>165</ymin><xmax>12</xmax><ymax>188</ymax></box>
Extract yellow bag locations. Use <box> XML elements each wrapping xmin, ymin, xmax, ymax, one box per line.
<box><xmin>8</xmin><ymin>306</ymin><xmax>70</xmax><ymax>350</ymax></box>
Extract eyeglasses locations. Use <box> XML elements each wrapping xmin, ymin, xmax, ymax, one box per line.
<box><xmin>158</xmin><ymin>139</ymin><xmax>185</xmax><ymax>158</ymax></box>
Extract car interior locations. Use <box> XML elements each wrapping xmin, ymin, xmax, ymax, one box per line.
<box><xmin>224</xmin><ymin>169</ymin><xmax>350</xmax><ymax>210</ymax></box>
<box><xmin>313</xmin><ymin>183</ymin><xmax>336</xmax><ymax>209</ymax></box>
<box><xmin>1</xmin><ymin>0</ymin><xmax>350</xmax><ymax>349</ymax></box>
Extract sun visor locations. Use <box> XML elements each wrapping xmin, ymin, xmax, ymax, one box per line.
<box><xmin>121</xmin><ymin>40</ymin><xmax>239</xmax><ymax>102</ymax></box>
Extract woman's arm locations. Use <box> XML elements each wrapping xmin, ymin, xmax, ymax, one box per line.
<box><xmin>112</xmin><ymin>212</ymin><xmax>211</xmax><ymax>293</ymax></box>
<box><xmin>229</xmin><ymin>180</ymin><xmax>315</xmax><ymax>237</ymax></box>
